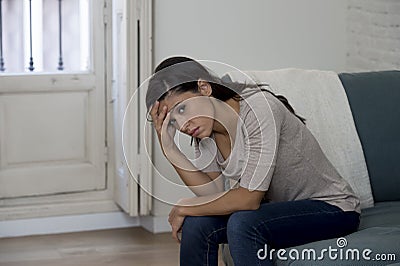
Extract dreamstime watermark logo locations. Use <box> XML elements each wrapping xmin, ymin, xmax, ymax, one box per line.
<box><xmin>257</xmin><ymin>237</ymin><xmax>397</xmax><ymax>262</ymax></box>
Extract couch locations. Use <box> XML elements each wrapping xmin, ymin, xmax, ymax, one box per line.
<box><xmin>222</xmin><ymin>70</ymin><xmax>400</xmax><ymax>265</ymax></box>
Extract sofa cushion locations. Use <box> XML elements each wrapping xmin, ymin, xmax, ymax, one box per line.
<box><xmin>222</xmin><ymin>201</ymin><xmax>400</xmax><ymax>266</ymax></box>
<box><xmin>274</xmin><ymin>226</ymin><xmax>400</xmax><ymax>265</ymax></box>
<box><xmin>272</xmin><ymin>200</ymin><xmax>400</xmax><ymax>265</ymax></box>
<box><xmin>274</xmin><ymin>202</ymin><xmax>400</xmax><ymax>265</ymax></box>
<box><xmin>359</xmin><ymin>201</ymin><xmax>400</xmax><ymax>229</ymax></box>
<box><xmin>222</xmin><ymin>226</ymin><xmax>400</xmax><ymax>266</ymax></box>
<box><xmin>339</xmin><ymin>71</ymin><xmax>400</xmax><ymax>202</ymax></box>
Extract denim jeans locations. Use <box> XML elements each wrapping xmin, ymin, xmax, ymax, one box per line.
<box><xmin>180</xmin><ymin>199</ymin><xmax>360</xmax><ymax>266</ymax></box>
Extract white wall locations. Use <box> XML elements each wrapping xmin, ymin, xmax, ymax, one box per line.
<box><xmin>153</xmin><ymin>0</ymin><xmax>348</xmax><ymax>71</ymax></box>
<box><xmin>151</xmin><ymin>0</ymin><xmax>348</xmax><ymax>216</ymax></box>
<box><xmin>346</xmin><ymin>0</ymin><xmax>400</xmax><ymax>71</ymax></box>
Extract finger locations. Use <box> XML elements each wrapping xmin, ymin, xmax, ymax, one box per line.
<box><xmin>150</xmin><ymin>101</ymin><xmax>159</xmax><ymax>118</ymax></box>
<box><xmin>168</xmin><ymin>206</ymin><xmax>176</xmax><ymax>224</ymax></box>
<box><xmin>158</xmin><ymin>105</ymin><xmax>168</xmax><ymax>121</ymax></box>
<box><xmin>161</xmin><ymin>111</ymin><xmax>171</xmax><ymax>131</ymax></box>
<box><xmin>164</xmin><ymin>110</ymin><xmax>170</xmax><ymax>123</ymax></box>
<box><xmin>177</xmin><ymin>229</ymin><xmax>182</xmax><ymax>243</ymax></box>
<box><xmin>150</xmin><ymin>102</ymin><xmax>162</xmax><ymax>131</ymax></box>
<box><xmin>169</xmin><ymin>210</ymin><xmax>181</xmax><ymax>243</ymax></box>
<box><xmin>156</xmin><ymin>106</ymin><xmax>168</xmax><ymax>131</ymax></box>
<box><xmin>171</xmin><ymin>227</ymin><xmax>180</xmax><ymax>243</ymax></box>
<box><xmin>153</xmin><ymin>108</ymin><xmax>166</xmax><ymax>133</ymax></box>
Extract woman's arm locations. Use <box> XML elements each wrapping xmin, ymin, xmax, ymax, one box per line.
<box><xmin>168</xmin><ymin>147</ymin><xmax>224</xmax><ymax>195</ymax></box>
<box><xmin>179</xmin><ymin>187</ymin><xmax>264</xmax><ymax>216</ymax></box>
<box><xmin>168</xmin><ymin>187</ymin><xmax>265</xmax><ymax>241</ymax></box>
<box><xmin>150</xmin><ymin>101</ymin><xmax>224</xmax><ymax>196</ymax></box>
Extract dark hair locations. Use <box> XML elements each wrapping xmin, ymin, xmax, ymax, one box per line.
<box><xmin>146</xmin><ymin>56</ymin><xmax>305</xmax><ymax>124</ymax></box>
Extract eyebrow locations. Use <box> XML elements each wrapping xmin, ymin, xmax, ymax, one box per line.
<box><xmin>158</xmin><ymin>100</ymin><xmax>182</xmax><ymax>116</ymax></box>
<box><xmin>168</xmin><ymin>101</ymin><xmax>183</xmax><ymax>113</ymax></box>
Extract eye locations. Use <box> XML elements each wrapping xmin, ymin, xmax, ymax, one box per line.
<box><xmin>177</xmin><ymin>105</ymin><xmax>185</xmax><ymax>114</ymax></box>
<box><xmin>169</xmin><ymin>118</ymin><xmax>176</xmax><ymax>126</ymax></box>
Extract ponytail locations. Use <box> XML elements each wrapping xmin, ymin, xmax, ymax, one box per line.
<box><xmin>258</xmin><ymin>86</ymin><xmax>306</xmax><ymax>124</ymax></box>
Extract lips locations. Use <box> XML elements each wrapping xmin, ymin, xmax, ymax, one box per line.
<box><xmin>189</xmin><ymin>127</ymin><xmax>200</xmax><ymax>137</ymax></box>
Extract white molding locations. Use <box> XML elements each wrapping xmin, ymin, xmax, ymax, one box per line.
<box><xmin>137</xmin><ymin>0</ymin><xmax>153</xmax><ymax>216</ymax></box>
<box><xmin>0</xmin><ymin>214</ymin><xmax>170</xmax><ymax>238</ymax></box>
<box><xmin>0</xmin><ymin>211</ymin><xmax>140</xmax><ymax>238</ymax></box>
<box><xmin>0</xmin><ymin>192</ymin><xmax>118</xmax><ymax>220</ymax></box>
<box><xmin>140</xmin><ymin>215</ymin><xmax>171</xmax><ymax>233</ymax></box>
<box><xmin>131</xmin><ymin>0</ymin><xmax>154</xmax><ymax>216</ymax></box>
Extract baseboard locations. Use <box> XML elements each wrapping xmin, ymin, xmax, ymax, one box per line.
<box><xmin>140</xmin><ymin>215</ymin><xmax>171</xmax><ymax>233</ymax></box>
<box><xmin>0</xmin><ymin>212</ymin><xmax>172</xmax><ymax>238</ymax></box>
<box><xmin>0</xmin><ymin>211</ymin><xmax>140</xmax><ymax>238</ymax></box>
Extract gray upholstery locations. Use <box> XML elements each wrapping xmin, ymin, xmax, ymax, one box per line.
<box><xmin>274</xmin><ymin>227</ymin><xmax>400</xmax><ymax>265</ymax></box>
<box><xmin>222</xmin><ymin>202</ymin><xmax>400</xmax><ymax>265</ymax></box>
<box><xmin>339</xmin><ymin>71</ymin><xmax>400</xmax><ymax>202</ymax></box>
<box><xmin>274</xmin><ymin>202</ymin><xmax>400</xmax><ymax>265</ymax></box>
<box><xmin>359</xmin><ymin>201</ymin><xmax>400</xmax><ymax>229</ymax></box>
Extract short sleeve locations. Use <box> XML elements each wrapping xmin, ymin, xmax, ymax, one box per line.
<box><xmin>239</xmin><ymin>94</ymin><xmax>284</xmax><ymax>191</ymax></box>
<box><xmin>191</xmin><ymin>137</ymin><xmax>221</xmax><ymax>173</ymax></box>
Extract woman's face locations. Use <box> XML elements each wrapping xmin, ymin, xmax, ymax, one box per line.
<box><xmin>158</xmin><ymin>91</ymin><xmax>215</xmax><ymax>139</ymax></box>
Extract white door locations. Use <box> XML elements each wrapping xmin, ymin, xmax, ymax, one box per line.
<box><xmin>0</xmin><ymin>0</ymin><xmax>107</xmax><ymax>199</ymax></box>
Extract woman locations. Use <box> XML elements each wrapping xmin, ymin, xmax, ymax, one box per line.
<box><xmin>146</xmin><ymin>56</ymin><xmax>360</xmax><ymax>265</ymax></box>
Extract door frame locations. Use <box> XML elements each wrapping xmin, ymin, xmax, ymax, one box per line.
<box><xmin>111</xmin><ymin>0</ymin><xmax>153</xmax><ymax>217</ymax></box>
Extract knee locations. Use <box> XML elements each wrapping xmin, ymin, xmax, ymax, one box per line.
<box><xmin>181</xmin><ymin>216</ymin><xmax>216</xmax><ymax>241</ymax></box>
<box><xmin>181</xmin><ymin>216</ymin><xmax>202</xmax><ymax>239</ymax></box>
<box><xmin>227</xmin><ymin>211</ymin><xmax>255</xmax><ymax>240</ymax></box>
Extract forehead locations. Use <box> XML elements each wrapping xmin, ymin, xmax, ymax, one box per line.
<box><xmin>159</xmin><ymin>91</ymin><xmax>199</xmax><ymax>112</ymax></box>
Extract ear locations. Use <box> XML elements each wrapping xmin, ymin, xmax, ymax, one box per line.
<box><xmin>197</xmin><ymin>79</ymin><xmax>212</xmax><ymax>96</ymax></box>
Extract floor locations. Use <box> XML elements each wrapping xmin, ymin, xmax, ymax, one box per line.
<box><xmin>0</xmin><ymin>227</ymin><xmax>226</xmax><ymax>266</ymax></box>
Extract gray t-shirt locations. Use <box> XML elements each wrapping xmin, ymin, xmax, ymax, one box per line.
<box><xmin>194</xmin><ymin>90</ymin><xmax>361</xmax><ymax>213</ymax></box>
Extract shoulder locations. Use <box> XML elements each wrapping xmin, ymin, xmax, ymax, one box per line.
<box><xmin>240</xmin><ymin>89</ymin><xmax>286</xmax><ymax>125</ymax></box>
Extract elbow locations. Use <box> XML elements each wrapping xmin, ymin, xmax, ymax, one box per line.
<box><xmin>235</xmin><ymin>188</ymin><xmax>263</xmax><ymax>211</ymax></box>
<box><xmin>247</xmin><ymin>200</ymin><xmax>261</xmax><ymax>211</ymax></box>
<box><xmin>240</xmin><ymin>196</ymin><xmax>261</xmax><ymax>211</ymax></box>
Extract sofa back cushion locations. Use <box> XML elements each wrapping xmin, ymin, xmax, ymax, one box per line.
<box><xmin>339</xmin><ymin>71</ymin><xmax>400</xmax><ymax>202</ymax></box>
<box><xmin>226</xmin><ymin>69</ymin><xmax>374</xmax><ymax>209</ymax></box>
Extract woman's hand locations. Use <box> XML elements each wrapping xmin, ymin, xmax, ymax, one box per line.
<box><xmin>168</xmin><ymin>204</ymin><xmax>186</xmax><ymax>243</ymax></box>
<box><xmin>150</xmin><ymin>101</ymin><xmax>178</xmax><ymax>155</ymax></box>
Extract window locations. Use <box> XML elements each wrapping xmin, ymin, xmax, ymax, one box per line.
<box><xmin>0</xmin><ymin>0</ymin><xmax>109</xmax><ymax>217</ymax></box>
<box><xmin>0</xmin><ymin>0</ymin><xmax>90</xmax><ymax>74</ymax></box>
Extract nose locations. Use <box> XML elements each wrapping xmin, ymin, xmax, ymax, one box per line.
<box><xmin>174</xmin><ymin>116</ymin><xmax>190</xmax><ymax>133</ymax></box>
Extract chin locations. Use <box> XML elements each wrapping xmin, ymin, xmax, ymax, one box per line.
<box><xmin>199</xmin><ymin>130</ymin><xmax>212</xmax><ymax>139</ymax></box>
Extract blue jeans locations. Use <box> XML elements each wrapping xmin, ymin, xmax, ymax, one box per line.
<box><xmin>180</xmin><ymin>199</ymin><xmax>360</xmax><ymax>266</ymax></box>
